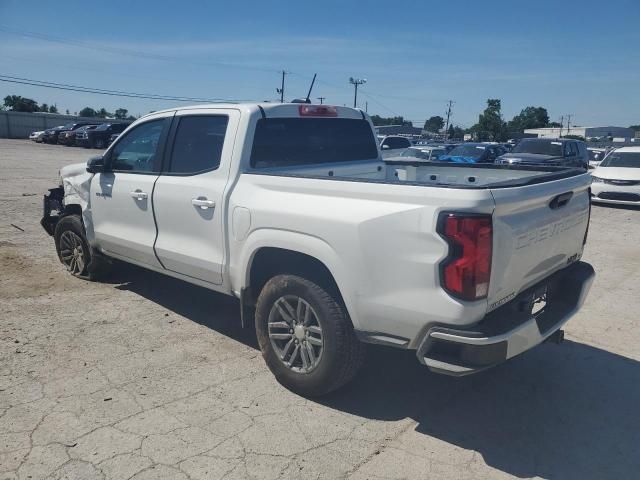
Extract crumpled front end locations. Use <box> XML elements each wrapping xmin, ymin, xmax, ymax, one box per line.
<box><xmin>40</xmin><ymin>162</ymin><xmax>95</xmax><ymax>241</ymax></box>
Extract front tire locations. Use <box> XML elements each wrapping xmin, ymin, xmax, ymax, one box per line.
<box><xmin>54</xmin><ymin>215</ymin><xmax>110</xmax><ymax>280</ymax></box>
<box><xmin>94</xmin><ymin>138</ymin><xmax>105</xmax><ymax>149</ymax></box>
<box><xmin>255</xmin><ymin>274</ymin><xmax>365</xmax><ymax>396</ymax></box>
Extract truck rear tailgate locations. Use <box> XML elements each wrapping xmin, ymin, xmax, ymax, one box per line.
<box><xmin>488</xmin><ymin>172</ymin><xmax>591</xmax><ymax>311</ymax></box>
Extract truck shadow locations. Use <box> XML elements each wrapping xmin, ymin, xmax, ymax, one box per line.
<box><xmin>322</xmin><ymin>341</ymin><xmax>640</xmax><ymax>480</ymax></box>
<box><xmin>110</xmin><ymin>261</ymin><xmax>258</xmax><ymax>350</ymax></box>
<box><xmin>110</xmin><ymin>262</ymin><xmax>639</xmax><ymax>480</ymax></box>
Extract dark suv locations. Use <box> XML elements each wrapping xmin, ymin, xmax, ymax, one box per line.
<box><xmin>76</xmin><ymin>122</ymin><xmax>130</xmax><ymax>149</ymax></box>
<box><xmin>497</xmin><ymin>138</ymin><xmax>588</xmax><ymax>168</ymax></box>
<box><xmin>58</xmin><ymin>124</ymin><xmax>99</xmax><ymax>146</ymax></box>
<box><xmin>42</xmin><ymin>122</ymin><xmax>94</xmax><ymax>144</ymax></box>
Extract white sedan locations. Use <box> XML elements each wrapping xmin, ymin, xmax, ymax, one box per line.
<box><xmin>29</xmin><ymin>130</ymin><xmax>45</xmax><ymax>142</ymax></box>
<box><xmin>591</xmin><ymin>146</ymin><xmax>640</xmax><ymax>206</ymax></box>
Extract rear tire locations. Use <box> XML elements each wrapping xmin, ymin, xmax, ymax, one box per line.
<box><xmin>94</xmin><ymin>138</ymin><xmax>105</xmax><ymax>149</ymax></box>
<box><xmin>255</xmin><ymin>274</ymin><xmax>365</xmax><ymax>397</ymax></box>
<box><xmin>54</xmin><ymin>215</ymin><xmax>110</xmax><ymax>281</ymax></box>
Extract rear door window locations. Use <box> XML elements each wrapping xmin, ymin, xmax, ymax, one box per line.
<box><xmin>250</xmin><ymin>118</ymin><xmax>378</xmax><ymax>169</ymax></box>
<box><xmin>167</xmin><ymin>115</ymin><xmax>229</xmax><ymax>174</ymax></box>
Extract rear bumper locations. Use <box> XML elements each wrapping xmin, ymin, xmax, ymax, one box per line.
<box><xmin>416</xmin><ymin>261</ymin><xmax>595</xmax><ymax>375</ymax></box>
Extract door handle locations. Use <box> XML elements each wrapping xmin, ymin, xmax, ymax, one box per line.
<box><xmin>549</xmin><ymin>191</ymin><xmax>573</xmax><ymax>209</ymax></box>
<box><xmin>130</xmin><ymin>190</ymin><xmax>148</xmax><ymax>200</ymax></box>
<box><xmin>192</xmin><ymin>198</ymin><xmax>215</xmax><ymax>209</ymax></box>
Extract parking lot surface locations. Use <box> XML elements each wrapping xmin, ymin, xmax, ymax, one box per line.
<box><xmin>1</xmin><ymin>138</ymin><xmax>639</xmax><ymax>480</ymax></box>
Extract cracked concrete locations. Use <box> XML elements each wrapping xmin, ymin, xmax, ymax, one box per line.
<box><xmin>1</xmin><ymin>139</ymin><xmax>640</xmax><ymax>479</ymax></box>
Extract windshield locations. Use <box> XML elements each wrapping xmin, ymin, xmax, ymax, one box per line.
<box><xmin>446</xmin><ymin>144</ymin><xmax>485</xmax><ymax>159</ymax></box>
<box><xmin>512</xmin><ymin>139</ymin><xmax>562</xmax><ymax>156</ymax></box>
<box><xmin>95</xmin><ymin>124</ymin><xmax>111</xmax><ymax>131</ymax></box>
<box><xmin>250</xmin><ymin>118</ymin><xmax>378</xmax><ymax>168</ymax></box>
<box><xmin>599</xmin><ymin>152</ymin><xmax>640</xmax><ymax>168</ymax></box>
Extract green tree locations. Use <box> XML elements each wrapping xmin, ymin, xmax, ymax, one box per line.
<box><xmin>474</xmin><ymin>99</ymin><xmax>507</xmax><ymax>141</ymax></box>
<box><xmin>548</xmin><ymin>121</ymin><xmax>562</xmax><ymax>128</ymax></box>
<box><xmin>3</xmin><ymin>95</ymin><xmax>39</xmax><ymax>112</ymax></box>
<box><xmin>39</xmin><ymin>103</ymin><xmax>49</xmax><ymax>113</ymax></box>
<box><xmin>508</xmin><ymin>106</ymin><xmax>549</xmax><ymax>132</ymax></box>
<box><xmin>423</xmin><ymin>115</ymin><xmax>444</xmax><ymax>133</ymax></box>
<box><xmin>49</xmin><ymin>104</ymin><xmax>58</xmax><ymax>113</ymax></box>
<box><xmin>65</xmin><ymin>109</ymin><xmax>70</xmax><ymax>115</ymax></box>
<box><xmin>114</xmin><ymin>108</ymin><xmax>128</xmax><ymax>119</ymax></box>
<box><xmin>97</xmin><ymin>108</ymin><xmax>111</xmax><ymax>118</ymax></box>
<box><xmin>370</xmin><ymin>115</ymin><xmax>412</xmax><ymax>127</ymax></box>
<box><xmin>79</xmin><ymin>107</ymin><xmax>97</xmax><ymax>117</ymax></box>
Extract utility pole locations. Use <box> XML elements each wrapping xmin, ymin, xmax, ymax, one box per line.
<box><xmin>566</xmin><ymin>114</ymin><xmax>574</xmax><ymax>136</ymax></box>
<box><xmin>559</xmin><ymin>115</ymin><xmax>564</xmax><ymax>137</ymax></box>
<box><xmin>317</xmin><ymin>97</ymin><xmax>325</xmax><ymax>104</ymax></box>
<box><xmin>276</xmin><ymin>70</ymin><xmax>287</xmax><ymax>103</ymax></box>
<box><xmin>365</xmin><ymin>101</ymin><xmax>368</xmax><ymax>113</ymax></box>
<box><xmin>349</xmin><ymin>77</ymin><xmax>366</xmax><ymax>108</ymax></box>
<box><xmin>443</xmin><ymin>100</ymin><xmax>454</xmax><ymax>140</ymax></box>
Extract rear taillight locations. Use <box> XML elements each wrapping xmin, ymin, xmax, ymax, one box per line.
<box><xmin>438</xmin><ymin>213</ymin><xmax>493</xmax><ymax>301</ymax></box>
<box><xmin>298</xmin><ymin>105</ymin><xmax>338</xmax><ymax>117</ymax></box>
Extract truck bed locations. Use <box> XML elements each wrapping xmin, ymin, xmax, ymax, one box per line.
<box><xmin>248</xmin><ymin>159</ymin><xmax>584</xmax><ymax>189</ymax></box>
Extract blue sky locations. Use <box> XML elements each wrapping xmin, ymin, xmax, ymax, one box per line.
<box><xmin>1</xmin><ymin>0</ymin><xmax>639</xmax><ymax>128</ymax></box>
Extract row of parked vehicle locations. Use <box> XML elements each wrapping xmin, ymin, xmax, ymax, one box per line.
<box><xmin>380</xmin><ymin>135</ymin><xmax>591</xmax><ymax>169</ymax></box>
<box><xmin>29</xmin><ymin>121</ymin><xmax>131</xmax><ymax>149</ymax></box>
<box><xmin>379</xmin><ymin>135</ymin><xmax>639</xmax><ymax>207</ymax></box>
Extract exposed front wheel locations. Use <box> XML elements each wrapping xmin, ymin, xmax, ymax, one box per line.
<box><xmin>54</xmin><ymin>215</ymin><xmax>110</xmax><ymax>280</ymax></box>
<box><xmin>255</xmin><ymin>274</ymin><xmax>365</xmax><ymax>396</ymax></box>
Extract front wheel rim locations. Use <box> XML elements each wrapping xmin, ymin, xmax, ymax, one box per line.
<box><xmin>59</xmin><ymin>231</ymin><xmax>86</xmax><ymax>275</ymax></box>
<box><xmin>268</xmin><ymin>295</ymin><xmax>324</xmax><ymax>374</ymax></box>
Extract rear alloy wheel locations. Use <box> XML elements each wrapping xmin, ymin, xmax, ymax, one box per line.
<box><xmin>256</xmin><ymin>274</ymin><xmax>365</xmax><ymax>396</ymax></box>
<box><xmin>95</xmin><ymin>138</ymin><xmax>105</xmax><ymax>149</ymax></box>
<box><xmin>267</xmin><ymin>295</ymin><xmax>324</xmax><ymax>373</ymax></box>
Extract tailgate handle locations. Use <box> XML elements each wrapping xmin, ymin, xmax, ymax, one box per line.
<box><xmin>549</xmin><ymin>191</ymin><xmax>573</xmax><ymax>209</ymax></box>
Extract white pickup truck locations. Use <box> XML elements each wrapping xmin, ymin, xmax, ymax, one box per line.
<box><xmin>41</xmin><ymin>103</ymin><xmax>595</xmax><ymax>396</ymax></box>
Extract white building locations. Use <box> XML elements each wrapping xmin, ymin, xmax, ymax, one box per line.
<box><xmin>524</xmin><ymin>126</ymin><xmax>634</xmax><ymax>140</ymax></box>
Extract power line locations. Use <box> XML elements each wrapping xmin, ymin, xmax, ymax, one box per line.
<box><xmin>0</xmin><ymin>25</ymin><xmax>281</xmax><ymax>74</ymax></box>
<box><xmin>0</xmin><ymin>74</ymin><xmax>248</xmax><ymax>103</ymax></box>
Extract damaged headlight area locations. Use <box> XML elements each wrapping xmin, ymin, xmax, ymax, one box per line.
<box><xmin>40</xmin><ymin>186</ymin><xmax>65</xmax><ymax>236</ymax></box>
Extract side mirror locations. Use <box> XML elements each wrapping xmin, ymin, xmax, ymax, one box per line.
<box><xmin>381</xmin><ymin>144</ymin><xmax>390</xmax><ymax>150</ymax></box>
<box><xmin>86</xmin><ymin>155</ymin><xmax>106</xmax><ymax>174</ymax></box>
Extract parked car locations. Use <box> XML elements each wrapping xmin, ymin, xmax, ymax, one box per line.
<box><xmin>58</xmin><ymin>124</ymin><xmax>99</xmax><ymax>146</ymax></box>
<box><xmin>587</xmin><ymin>148</ymin><xmax>610</xmax><ymax>169</ymax></box>
<box><xmin>591</xmin><ymin>147</ymin><xmax>640</xmax><ymax>205</ymax></box>
<box><xmin>107</xmin><ymin>133</ymin><xmax>120</xmax><ymax>147</ymax></box>
<box><xmin>41</xmin><ymin>103</ymin><xmax>594</xmax><ymax>396</ymax></box>
<box><xmin>497</xmin><ymin>138</ymin><xmax>588</xmax><ymax>168</ymax></box>
<box><xmin>42</xmin><ymin>122</ymin><xmax>94</xmax><ymax>144</ymax></box>
<box><xmin>386</xmin><ymin>145</ymin><xmax>447</xmax><ymax>163</ymax></box>
<box><xmin>76</xmin><ymin>122</ymin><xmax>130</xmax><ymax>149</ymax></box>
<box><xmin>438</xmin><ymin>143</ymin><xmax>504</xmax><ymax>163</ymax></box>
<box><xmin>29</xmin><ymin>130</ymin><xmax>45</xmax><ymax>142</ymax></box>
<box><xmin>378</xmin><ymin>135</ymin><xmax>412</xmax><ymax>158</ymax></box>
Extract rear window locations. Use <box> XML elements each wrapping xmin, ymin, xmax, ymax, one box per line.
<box><xmin>250</xmin><ymin>118</ymin><xmax>378</xmax><ymax>169</ymax></box>
<box><xmin>513</xmin><ymin>139</ymin><xmax>563</xmax><ymax>156</ymax></box>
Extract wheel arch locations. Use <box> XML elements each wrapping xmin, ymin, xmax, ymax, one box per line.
<box><xmin>235</xmin><ymin>230</ymin><xmax>360</xmax><ymax>330</ymax></box>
